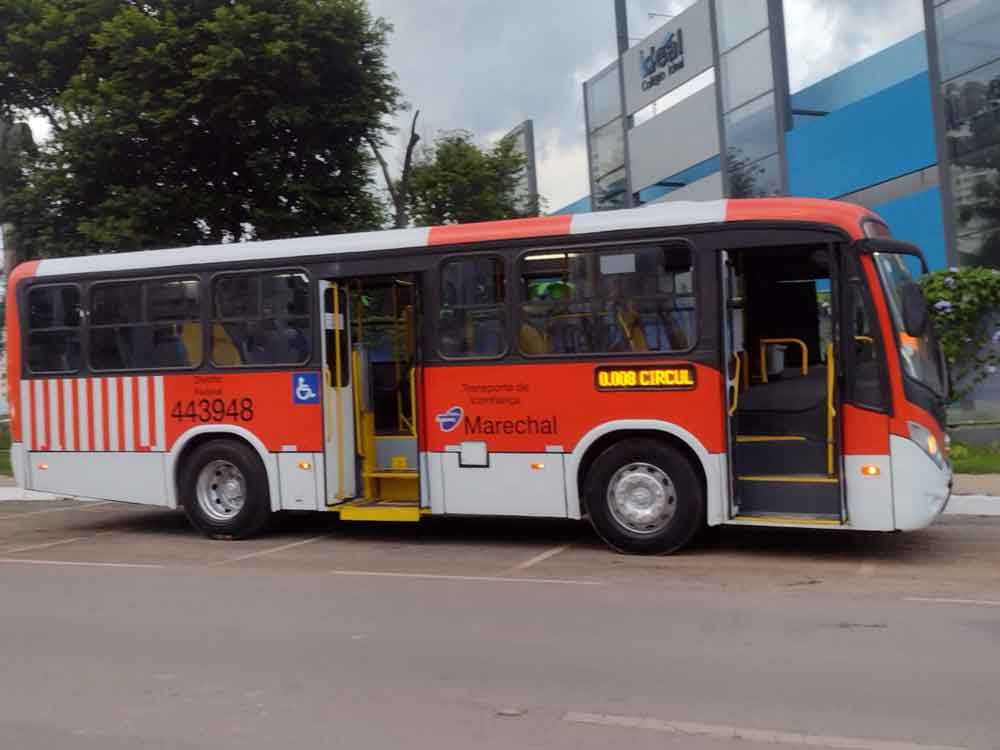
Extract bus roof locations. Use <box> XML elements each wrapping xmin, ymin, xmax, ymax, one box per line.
<box><xmin>28</xmin><ymin>197</ymin><xmax>881</xmax><ymax>279</ymax></box>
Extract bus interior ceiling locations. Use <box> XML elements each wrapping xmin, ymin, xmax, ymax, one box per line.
<box><xmin>727</xmin><ymin>245</ymin><xmax>841</xmax><ymax>518</ymax></box>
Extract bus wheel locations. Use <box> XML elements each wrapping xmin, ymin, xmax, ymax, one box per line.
<box><xmin>583</xmin><ymin>438</ymin><xmax>703</xmax><ymax>555</ymax></box>
<box><xmin>180</xmin><ymin>439</ymin><xmax>272</xmax><ymax>539</ymax></box>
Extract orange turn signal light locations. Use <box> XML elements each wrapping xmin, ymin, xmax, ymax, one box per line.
<box><xmin>860</xmin><ymin>464</ymin><xmax>880</xmax><ymax>477</ymax></box>
<box><xmin>37</xmin><ymin>463</ymin><xmax>49</xmax><ymax>470</ymax></box>
<box><xmin>298</xmin><ymin>461</ymin><xmax>313</xmax><ymax>470</ymax></box>
<box><xmin>530</xmin><ymin>463</ymin><xmax>545</xmax><ymax>470</ymax></box>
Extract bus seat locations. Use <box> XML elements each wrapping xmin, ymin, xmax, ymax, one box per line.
<box><xmin>181</xmin><ymin>323</ymin><xmax>203</xmax><ymax>364</ymax></box>
<box><xmin>211</xmin><ymin>323</ymin><xmax>242</xmax><ymax>366</ymax></box>
<box><xmin>519</xmin><ymin>322</ymin><xmax>549</xmax><ymax>355</ymax></box>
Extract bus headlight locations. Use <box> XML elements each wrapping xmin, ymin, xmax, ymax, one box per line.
<box><xmin>908</xmin><ymin>421</ymin><xmax>945</xmax><ymax>469</ymax></box>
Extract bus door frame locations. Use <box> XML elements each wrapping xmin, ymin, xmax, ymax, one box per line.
<box><xmin>319</xmin><ymin>280</ymin><xmax>358</xmax><ymax>504</ymax></box>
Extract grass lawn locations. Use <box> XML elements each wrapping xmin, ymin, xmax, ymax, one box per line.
<box><xmin>950</xmin><ymin>441</ymin><xmax>1000</xmax><ymax>474</ymax></box>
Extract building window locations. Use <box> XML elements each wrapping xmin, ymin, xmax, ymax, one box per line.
<box><xmin>438</xmin><ymin>257</ymin><xmax>507</xmax><ymax>358</ymax></box>
<box><xmin>26</xmin><ymin>285</ymin><xmax>82</xmax><ymax>374</ymax></box>
<box><xmin>519</xmin><ymin>244</ymin><xmax>695</xmax><ymax>356</ymax></box>
<box><xmin>90</xmin><ymin>278</ymin><xmax>202</xmax><ymax>371</ymax></box>
<box><xmin>211</xmin><ymin>271</ymin><xmax>311</xmax><ymax>367</ymax></box>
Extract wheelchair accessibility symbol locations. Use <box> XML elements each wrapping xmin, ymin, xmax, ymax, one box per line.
<box><xmin>292</xmin><ymin>373</ymin><xmax>320</xmax><ymax>404</ymax></box>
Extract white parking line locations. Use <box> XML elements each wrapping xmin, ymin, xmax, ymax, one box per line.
<box><xmin>0</xmin><ymin>501</ymin><xmax>113</xmax><ymax>519</ymax></box>
<box><xmin>215</xmin><ymin>536</ymin><xmax>326</xmax><ymax>565</ymax></box>
<box><xmin>905</xmin><ymin>596</ymin><xmax>1000</xmax><ymax>608</ymax></box>
<box><xmin>508</xmin><ymin>541</ymin><xmax>577</xmax><ymax>572</ymax></box>
<box><xmin>0</xmin><ymin>533</ymin><xmax>109</xmax><ymax>555</ymax></box>
<box><xmin>0</xmin><ymin>558</ymin><xmax>164</xmax><ymax>569</ymax></box>
<box><xmin>563</xmin><ymin>711</ymin><xmax>968</xmax><ymax>750</ymax></box>
<box><xmin>330</xmin><ymin>569</ymin><xmax>600</xmax><ymax>586</ymax></box>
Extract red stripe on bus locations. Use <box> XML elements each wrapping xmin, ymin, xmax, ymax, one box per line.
<box><xmin>40</xmin><ymin>380</ymin><xmax>50</xmax><ymax>451</ymax></box>
<box><xmin>132</xmin><ymin>377</ymin><xmax>142</xmax><ymax>449</ymax></box>
<box><xmin>146</xmin><ymin>376</ymin><xmax>156</xmax><ymax>448</ymax></box>
<box><xmin>87</xmin><ymin>381</ymin><xmax>96</xmax><ymax>452</ymax></box>
<box><xmin>70</xmin><ymin>379</ymin><xmax>79</xmax><ymax>450</ymax></box>
<box><xmin>427</xmin><ymin>215</ymin><xmax>572</xmax><ymax>246</ymax></box>
<box><xmin>56</xmin><ymin>378</ymin><xmax>66</xmax><ymax>451</ymax></box>
<box><xmin>117</xmin><ymin>378</ymin><xmax>126</xmax><ymax>451</ymax></box>
<box><xmin>103</xmin><ymin>379</ymin><xmax>113</xmax><ymax>452</ymax></box>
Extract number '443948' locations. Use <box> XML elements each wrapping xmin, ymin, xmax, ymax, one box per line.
<box><xmin>170</xmin><ymin>398</ymin><xmax>254</xmax><ymax>423</ymax></box>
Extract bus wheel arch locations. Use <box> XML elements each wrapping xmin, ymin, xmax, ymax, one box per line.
<box><xmin>174</xmin><ymin>433</ymin><xmax>274</xmax><ymax>539</ymax></box>
<box><xmin>573</xmin><ymin>424</ymin><xmax>709</xmax><ymax>554</ymax></box>
<box><xmin>170</xmin><ymin>426</ymin><xmax>279</xmax><ymax>514</ymax></box>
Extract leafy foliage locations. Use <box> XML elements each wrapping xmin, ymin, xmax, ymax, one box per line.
<box><xmin>0</xmin><ymin>0</ymin><xmax>400</xmax><ymax>258</ymax></box>
<box><xmin>921</xmin><ymin>266</ymin><xmax>1000</xmax><ymax>401</ymax></box>
<box><xmin>407</xmin><ymin>130</ymin><xmax>537</xmax><ymax>226</ymax></box>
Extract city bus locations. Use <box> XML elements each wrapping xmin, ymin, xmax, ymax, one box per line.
<box><xmin>4</xmin><ymin>198</ymin><xmax>952</xmax><ymax>554</ymax></box>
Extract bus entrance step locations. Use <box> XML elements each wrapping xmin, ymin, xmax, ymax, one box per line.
<box><xmin>735</xmin><ymin>475</ymin><xmax>841</xmax><ymax>516</ymax></box>
<box><xmin>334</xmin><ymin>499</ymin><xmax>424</xmax><ymax>522</ymax></box>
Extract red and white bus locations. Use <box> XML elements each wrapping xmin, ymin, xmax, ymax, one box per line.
<box><xmin>5</xmin><ymin>198</ymin><xmax>952</xmax><ymax>553</ymax></box>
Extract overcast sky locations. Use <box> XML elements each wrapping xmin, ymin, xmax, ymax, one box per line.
<box><xmin>23</xmin><ymin>0</ymin><xmax>926</xmax><ymax>215</ymax></box>
<box><xmin>367</xmin><ymin>0</ymin><xmax>926</xmax><ymax>210</ymax></box>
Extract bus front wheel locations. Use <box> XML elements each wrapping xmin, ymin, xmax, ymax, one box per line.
<box><xmin>180</xmin><ymin>439</ymin><xmax>272</xmax><ymax>539</ymax></box>
<box><xmin>583</xmin><ymin>438</ymin><xmax>704</xmax><ymax>555</ymax></box>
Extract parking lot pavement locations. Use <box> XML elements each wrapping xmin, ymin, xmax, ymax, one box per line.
<box><xmin>2</xmin><ymin>501</ymin><xmax>1000</xmax><ymax>750</ymax></box>
<box><xmin>1</xmin><ymin>499</ymin><xmax>1000</xmax><ymax>597</ymax></box>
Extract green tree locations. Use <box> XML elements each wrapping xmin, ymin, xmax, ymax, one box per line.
<box><xmin>0</xmin><ymin>0</ymin><xmax>400</xmax><ymax>258</ymax></box>
<box><xmin>0</xmin><ymin>118</ymin><xmax>36</xmax><ymax>269</ymax></box>
<box><xmin>407</xmin><ymin>130</ymin><xmax>537</xmax><ymax>226</ymax></box>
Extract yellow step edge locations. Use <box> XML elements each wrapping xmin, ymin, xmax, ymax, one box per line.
<box><xmin>738</xmin><ymin>475</ymin><xmax>839</xmax><ymax>484</ymax></box>
<box><xmin>337</xmin><ymin>505</ymin><xmax>422</xmax><ymax>522</ymax></box>
<box><xmin>363</xmin><ymin>471</ymin><xmax>418</xmax><ymax>480</ymax></box>
<box><xmin>731</xmin><ymin>515</ymin><xmax>842</xmax><ymax>526</ymax></box>
<box><xmin>735</xmin><ymin>435</ymin><xmax>807</xmax><ymax>443</ymax></box>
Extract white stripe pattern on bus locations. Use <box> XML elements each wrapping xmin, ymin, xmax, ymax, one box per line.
<box><xmin>22</xmin><ymin>376</ymin><xmax>166</xmax><ymax>453</ymax></box>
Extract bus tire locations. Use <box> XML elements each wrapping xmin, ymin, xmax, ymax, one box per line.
<box><xmin>179</xmin><ymin>439</ymin><xmax>272</xmax><ymax>540</ymax></box>
<box><xmin>583</xmin><ymin>438</ymin><xmax>703</xmax><ymax>555</ymax></box>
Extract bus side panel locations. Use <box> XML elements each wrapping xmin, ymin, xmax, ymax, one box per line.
<box><xmin>423</xmin><ymin>361</ymin><xmax>725</xmax><ymax>517</ymax></box>
<box><xmin>841</xmin><ymin>404</ymin><xmax>894</xmax><ymax>530</ymax></box>
<box><xmin>17</xmin><ymin>371</ymin><xmax>323</xmax><ymax>509</ymax></box>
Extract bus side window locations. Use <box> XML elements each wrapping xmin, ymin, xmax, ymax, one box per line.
<box><xmin>437</xmin><ymin>257</ymin><xmax>507</xmax><ymax>359</ymax></box>
<box><xmin>518</xmin><ymin>243</ymin><xmax>695</xmax><ymax>356</ymax></box>
<box><xmin>26</xmin><ymin>285</ymin><xmax>82</xmax><ymax>374</ymax></box>
<box><xmin>90</xmin><ymin>279</ymin><xmax>201</xmax><ymax>371</ymax></box>
<box><xmin>211</xmin><ymin>271</ymin><xmax>311</xmax><ymax>367</ymax></box>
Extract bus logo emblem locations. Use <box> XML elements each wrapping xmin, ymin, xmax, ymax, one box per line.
<box><xmin>435</xmin><ymin>406</ymin><xmax>463</xmax><ymax>432</ymax></box>
<box><xmin>293</xmin><ymin>373</ymin><xmax>320</xmax><ymax>404</ymax></box>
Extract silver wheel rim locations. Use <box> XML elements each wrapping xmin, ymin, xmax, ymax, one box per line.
<box><xmin>195</xmin><ymin>460</ymin><xmax>246</xmax><ymax>522</ymax></box>
<box><xmin>606</xmin><ymin>462</ymin><xmax>677</xmax><ymax>535</ymax></box>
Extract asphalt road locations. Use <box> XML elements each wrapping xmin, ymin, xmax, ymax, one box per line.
<box><xmin>1</xmin><ymin>501</ymin><xmax>999</xmax><ymax>749</ymax></box>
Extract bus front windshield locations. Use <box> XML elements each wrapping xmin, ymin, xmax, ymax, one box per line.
<box><xmin>873</xmin><ymin>252</ymin><xmax>947</xmax><ymax>398</ymax></box>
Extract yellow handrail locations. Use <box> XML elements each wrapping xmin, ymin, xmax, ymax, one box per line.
<box><xmin>826</xmin><ymin>341</ymin><xmax>836</xmax><ymax>476</ymax></box>
<box><xmin>759</xmin><ymin>338</ymin><xmax>809</xmax><ymax>383</ymax></box>
<box><xmin>728</xmin><ymin>351</ymin><xmax>741</xmax><ymax>416</ymax></box>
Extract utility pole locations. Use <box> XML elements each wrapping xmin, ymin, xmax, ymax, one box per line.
<box><xmin>614</xmin><ymin>0</ymin><xmax>635</xmax><ymax>208</ymax></box>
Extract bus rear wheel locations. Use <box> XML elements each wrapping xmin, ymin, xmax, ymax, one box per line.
<box><xmin>180</xmin><ymin>439</ymin><xmax>272</xmax><ymax>539</ymax></box>
<box><xmin>583</xmin><ymin>438</ymin><xmax>703</xmax><ymax>555</ymax></box>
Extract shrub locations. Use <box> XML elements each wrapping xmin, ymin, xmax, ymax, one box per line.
<box><xmin>921</xmin><ymin>266</ymin><xmax>1000</xmax><ymax>402</ymax></box>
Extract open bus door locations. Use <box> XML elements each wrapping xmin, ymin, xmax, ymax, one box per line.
<box><xmin>321</xmin><ymin>276</ymin><xmax>422</xmax><ymax>520</ymax></box>
<box><xmin>722</xmin><ymin>242</ymin><xmax>845</xmax><ymax>523</ymax></box>
<box><xmin>319</xmin><ymin>281</ymin><xmax>358</xmax><ymax>504</ymax></box>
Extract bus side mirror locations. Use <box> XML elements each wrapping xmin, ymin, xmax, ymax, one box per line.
<box><xmin>901</xmin><ymin>281</ymin><xmax>928</xmax><ymax>337</ymax></box>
